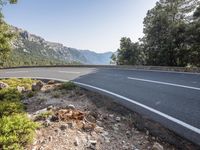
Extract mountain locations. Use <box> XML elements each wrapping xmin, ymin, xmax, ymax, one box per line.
<box><xmin>79</xmin><ymin>50</ymin><xmax>113</xmax><ymax>65</ymax></box>
<box><xmin>3</xmin><ymin>26</ymin><xmax>113</xmax><ymax>67</ymax></box>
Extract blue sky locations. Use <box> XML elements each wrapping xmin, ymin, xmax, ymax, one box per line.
<box><xmin>3</xmin><ymin>0</ymin><xmax>157</xmax><ymax>53</ymax></box>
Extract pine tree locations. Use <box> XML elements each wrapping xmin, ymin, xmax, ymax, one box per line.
<box><xmin>186</xmin><ymin>4</ymin><xmax>200</xmax><ymax>66</ymax></box>
<box><xmin>0</xmin><ymin>0</ymin><xmax>17</xmax><ymax>66</ymax></box>
<box><xmin>143</xmin><ymin>0</ymin><xmax>199</xmax><ymax>66</ymax></box>
<box><xmin>116</xmin><ymin>37</ymin><xmax>143</xmax><ymax>65</ymax></box>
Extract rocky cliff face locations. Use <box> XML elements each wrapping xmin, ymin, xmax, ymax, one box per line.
<box><xmin>6</xmin><ymin>26</ymin><xmax>112</xmax><ymax>67</ymax></box>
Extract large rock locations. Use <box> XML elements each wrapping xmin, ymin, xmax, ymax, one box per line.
<box><xmin>0</xmin><ymin>82</ymin><xmax>9</xmax><ymax>89</ymax></box>
<box><xmin>32</xmin><ymin>81</ymin><xmax>44</xmax><ymax>91</ymax></box>
<box><xmin>74</xmin><ymin>137</ymin><xmax>79</xmax><ymax>146</ymax></box>
<box><xmin>152</xmin><ymin>142</ymin><xmax>164</xmax><ymax>150</ymax></box>
<box><xmin>47</xmin><ymin>80</ymin><xmax>56</xmax><ymax>85</ymax></box>
<box><xmin>17</xmin><ymin>86</ymin><xmax>26</xmax><ymax>93</ymax></box>
<box><xmin>115</xmin><ymin>116</ymin><xmax>121</xmax><ymax>122</ymax></box>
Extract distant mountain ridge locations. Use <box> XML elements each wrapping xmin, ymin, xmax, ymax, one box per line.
<box><xmin>3</xmin><ymin>26</ymin><xmax>113</xmax><ymax>67</ymax></box>
<box><xmin>80</xmin><ymin>50</ymin><xmax>113</xmax><ymax>65</ymax></box>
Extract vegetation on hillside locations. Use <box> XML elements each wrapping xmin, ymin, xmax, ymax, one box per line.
<box><xmin>3</xmin><ymin>47</ymin><xmax>70</xmax><ymax>67</ymax></box>
<box><xmin>0</xmin><ymin>0</ymin><xmax>81</xmax><ymax>67</ymax></box>
<box><xmin>113</xmin><ymin>0</ymin><xmax>200</xmax><ymax>67</ymax></box>
<box><xmin>1</xmin><ymin>78</ymin><xmax>36</xmax><ymax>89</ymax></box>
<box><xmin>60</xmin><ymin>81</ymin><xmax>77</xmax><ymax>91</ymax></box>
<box><xmin>1</xmin><ymin>33</ymin><xmax>81</xmax><ymax>67</ymax></box>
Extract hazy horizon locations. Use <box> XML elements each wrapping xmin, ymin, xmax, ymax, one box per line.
<box><xmin>3</xmin><ymin>0</ymin><xmax>157</xmax><ymax>53</ymax></box>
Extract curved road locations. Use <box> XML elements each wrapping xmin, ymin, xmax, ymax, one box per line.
<box><xmin>0</xmin><ymin>67</ymin><xmax>200</xmax><ymax>145</ymax></box>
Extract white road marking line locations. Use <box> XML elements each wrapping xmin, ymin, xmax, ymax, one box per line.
<box><xmin>103</xmin><ymin>67</ymin><xmax>200</xmax><ymax>75</ymax></box>
<box><xmin>74</xmin><ymin>81</ymin><xmax>200</xmax><ymax>135</ymax></box>
<box><xmin>0</xmin><ymin>76</ymin><xmax>200</xmax><ymax>135</ymax></box>
<box><xmin>58</xmin><ymin>71</ymin><xmax>80</xmax><ymax>74</ymax></box>
<box><xmin>5</xmin><ymin>71</ymin><xmax>29</xmax><ymax>74</ymax></box>
<box><xmin>128</xmin><ymin>77</ymin><xmax>200</xmax><ymax>91</ymax></box>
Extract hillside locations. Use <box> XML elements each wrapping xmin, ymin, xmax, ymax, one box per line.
<box><xmin>3</xmin><ymin>26</ymin><xmax>113</xmax><ymax>67</ymax></box>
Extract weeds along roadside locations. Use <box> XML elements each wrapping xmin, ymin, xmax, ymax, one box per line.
<box><xmin>0</xmin><ymin>78</ymin><xmax>39</xmax><ymax>150</ymax></box>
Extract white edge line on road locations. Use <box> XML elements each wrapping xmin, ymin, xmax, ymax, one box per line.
<box><xmin>5</xmin><ymin>71</ymin><xmax>29</xmax><ymax>74</ymax></box>
<box><xmin>74</xmin><ymin>81</ymin><xmax>200</xmax><ymax>135</ymax></box>
<box><xmin>103</xmin><ymin>67</ymin><xmax>200</xmax><ymax>75</ymax></box>
<box><xmin>128</xmin><ymin>77</ymin><xmax>200</xmax><ymax>91</ymax></box>
<box><xmin>0</xmin><ymin>76</ymin><xmax>200</xmax><ymax>135</ymax></box>
<box><xmin>58</xmin><ymin>71</ymin><xmax>80</xmax><ymax>74</ymax></box>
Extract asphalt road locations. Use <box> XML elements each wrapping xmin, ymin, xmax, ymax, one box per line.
<box><xmin>0</xmin><ymin>67</ymin><xmax>200</xmax><ymax>145</ymax></box>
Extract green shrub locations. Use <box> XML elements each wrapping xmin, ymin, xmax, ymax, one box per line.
<box><xmin>0</xmin><ymin>114</ymin><xmax>39</xmax><ymax>150</ymax></box>
<box><xmin>0</xmin><ymin>79</ymin><xmax>41</xmax><ymax>150</ymax></box>
<box><xmin>0</xmin><ymin>101</ymin><xmax>24</xmax><ymax>117</ymax></box>
<box><xmin>35</xmin><ymin>111</ymin><xmax>53</xmax><ymax>121</ymax></box>
<box><xmin>60</xmin><ymin>81</ymin><xmax>76</xmax><ymax>90</ymax></box>
<box><xmin>26</xmin><ymin>91</ymin><xmax>36</xmax><ymax>98</ymax></box>
<box><xmin>0</xmin><ymin>88</ymin><xmax>22</xmax><ymax>102</ymax></box>
<box><xmin>52</xmin><ymin>91</ymin><xmax>61</xmax><ymax>98</ymax></box>
<box><xmin>0</xmin><ymin>78</ymin><xmax>36</xmax><ymax>90</ymax></box>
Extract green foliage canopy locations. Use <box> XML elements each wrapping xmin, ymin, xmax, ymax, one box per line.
<box><xmin>0</xmin><ymin>0</ymin><xmax>17</xmax><ymax>66</ymax></box>
<box><xmin>114</xmin><ymin>0</ymin><xmax>200</xmax><ymax>67</ymax></box>
<box><xmin>116</xmin><ymin>37</ymin><xmax>145</xmax><ymax>65</ymax></box>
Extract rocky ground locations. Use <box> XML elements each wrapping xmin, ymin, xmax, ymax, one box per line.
<box><xmin>17</xmin><ymin>80</ymin><xmax>177</xmax><ymax>150</ymax></box>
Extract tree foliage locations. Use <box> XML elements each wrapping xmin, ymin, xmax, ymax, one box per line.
<box><xmin>186</xmin><ymin>4</ymin><xmax>200</xmax><ymax>66</ymax></box>
<box><xmin>114</xmin><ymin>0</ymin><xmax>200</xmax><ymax>67</ymax></box>
<box><xmin>143</xmin><ymin>0</ymin><xmax>199</xmax><ymax>66</ymax></box>
<box><xmin>0</xmin><ymin>0</ymin><xmax>17</xmax><ymax>65</ymax></box>
<box><xmin>116</xmin><ymin>37</ymin><xmax>145</xmax><ymax>65</ymax></box>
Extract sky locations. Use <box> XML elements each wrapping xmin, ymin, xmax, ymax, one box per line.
<box><xmin>3</xmin><ymin>0</ymin><xmax>157</xmax><ymax>53</ymax></box>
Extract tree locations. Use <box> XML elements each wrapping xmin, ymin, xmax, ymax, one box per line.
<box><xmin>0</xmin><ymin>0</ymin><xmax>17</xmax><ymax>5</ymax></box>
<box><xmin>186</xmin><ymin>4</ymin><xmax>200</xmax><ymax>66</ymax></box>
<box><xmin>143</xmin><ymin>2</ymin><xmax>171</xmax><ymax>66</ymax></box>
<box><xmin>115</xmin><ymin>0</ymin><xmax>200</xmax><ymax>67</ymax></box>
<box><xmin>116</xmin><ymin>37</ymin><xmax>144</xmax><ymax>65</ymax></box>
<box><xmin>9</xmin><ymin>0</ymin><xmax>17</xmax><ymax>4</ymax></box>
<box><xmin>143</xmin><ymin>0</ymin><xmax>199</xmax><ymax>66</ymax></box>
<box><xmin>117</xmin><ymin>37</ymin><xmax>133</xmax><ymax>65</ymax></box>
<box><xmin>110</xmin><ymin>53</ymin><xmax>117</xmax><ymax>64</ymax></box>
<box><xmin>0</xmin><ymin>0</ymin><xmax>17</xmax><ymax>65</ymax></box>
<box><xmin>193</xmin><ymin>5</ymin><xmax>200</xmax><ymax>20</ymax></box>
